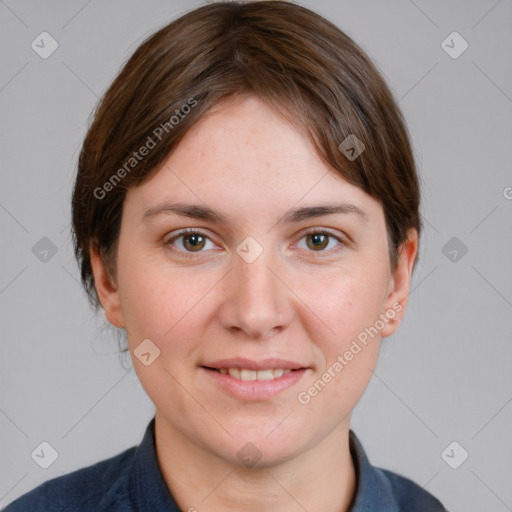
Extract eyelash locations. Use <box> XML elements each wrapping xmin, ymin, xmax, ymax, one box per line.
<box><xmin>164</xmin><ymin>228</ymin><xmax>345</xmax><ymax>259</ymax></box>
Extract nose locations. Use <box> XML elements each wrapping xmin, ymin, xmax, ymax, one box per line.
<box><xmin>217</xmin><ymin>248</ymin><xmax>295</xmax><ymax>340</ymax></box>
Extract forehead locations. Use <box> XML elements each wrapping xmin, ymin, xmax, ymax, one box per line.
<box><xmin>170</xmin><ymin>95</ymin><xmax>324</xmax><ymax>185</ymax></box>
<box><xmin>125</xmin><ymin>95</ymin><xmax>385</xmax><ymax>228</ymax></box>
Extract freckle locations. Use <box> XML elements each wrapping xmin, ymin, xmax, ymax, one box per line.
<box><xmin>265</xmin><ymin>161</ymin><xmax>270</xmax><ymax>167</ymax></box>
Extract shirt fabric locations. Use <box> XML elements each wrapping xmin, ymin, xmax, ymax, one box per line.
<box><xmin>4</xmin><ymin>417</ymin><xmax>447</xmax><ymax>511</ymax></box>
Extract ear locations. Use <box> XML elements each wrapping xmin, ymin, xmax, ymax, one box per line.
<box><xmin>380</xmin><ymin>229</ymin><xmax>418</xmax><ymax>338</ymax></box>
<box><xmin>89</xmin><ymin>241</ymin><xmax>125</xmax><ymax>329</ymax></box>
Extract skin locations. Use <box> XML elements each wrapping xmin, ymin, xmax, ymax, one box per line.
<box><xmin>91</xmin><ymin>94</ymin><xmax>418</xmax><ymax>512</ymax></box>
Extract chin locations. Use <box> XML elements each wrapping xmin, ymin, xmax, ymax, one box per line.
<box><xmin>214</xmin><ymin>424</ymin><xmax>310</xmax><ymax>468</ymax></box>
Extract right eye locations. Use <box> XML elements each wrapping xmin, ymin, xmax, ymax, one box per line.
<box><xmin>165</xmin><ymin>229</ymin><xmax>218</xmax><ymax>257</ymax></box>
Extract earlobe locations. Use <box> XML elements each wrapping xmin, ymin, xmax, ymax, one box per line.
<box><xmin>380</xmin><ymin>229</ymin><xmax>418</xmax><ymax>338</ymax></box>
<box><xmin>89</xmin><ymin>241</ymin><xmax>125</xmax><ymax>329</ymax></box>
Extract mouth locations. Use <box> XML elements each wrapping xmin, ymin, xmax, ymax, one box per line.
<box><xmin>200</xmin><ymin>358</ymin><xmax>309</xmax><ymax>400</ymax></box>
<box><xmin>203</xmin><ymin>366</ymin><xmax>296</xmax><ymax>381</ymax></box>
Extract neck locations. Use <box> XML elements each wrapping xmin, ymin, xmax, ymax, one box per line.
<box><xmin>154</xmin><ymin>412</ymin><xmax>357</xmax><ymax>512</ymax></box>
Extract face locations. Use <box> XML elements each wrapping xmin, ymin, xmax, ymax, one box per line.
<box><xmin>91</xmin><ymin>94</ymin><xmax>417</xmax><ymax>467</ymax></box>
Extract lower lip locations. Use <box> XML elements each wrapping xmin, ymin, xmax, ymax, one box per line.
<box><xmin>201</xmin><ymin>367</ymin><xmax>308</xmax><ymax>401</ymax></box>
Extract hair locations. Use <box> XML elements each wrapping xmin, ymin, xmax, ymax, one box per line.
<box><xmin>72</xmin><ymin>0</ymin><xmax>422</xmax><ymax>310</ymax></box>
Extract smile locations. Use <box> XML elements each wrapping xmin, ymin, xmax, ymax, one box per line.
<box><xmin>201</xmin><ymin>363</ymin><xmax>308</xmax><ymax>401</ymax></box>
<box><xmin>210</xmin><ymin>368</ymin><xmax>293</xmax><ymax>380</ymax></box>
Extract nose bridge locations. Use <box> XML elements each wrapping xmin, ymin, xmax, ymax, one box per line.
<box><xmin>218</xmin><ymin>245</ymin><xmax>293</xmax><ymax>338</ymax></box>
<box><xmin>238</xmin><ymin>254</ymin><xmax>279</xmax><ymax>302</ymax></box>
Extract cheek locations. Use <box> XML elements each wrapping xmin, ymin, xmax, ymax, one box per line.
<box><xmin>305</xmin><ymin>269</ymin><xmax>386</xmax><ymax>393</ymax></box>
<box><xmin>115</xmin><ymin>254</ymin><xmax>215</xmax><ymax>406</ymax></box>
<box><xmin>116</xmin><ymin>246</ymin><xmax>217</xmax><ymax>342</ymax></box>
<box><xmin>312</xmin><ymin>267</ymin><xmax>388</xmax><ymax>345</ymax></box>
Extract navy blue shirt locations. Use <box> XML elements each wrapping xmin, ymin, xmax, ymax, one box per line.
<box><xmin>4</xmin><ymin>418</ymin><xmax>447</xmax><ymax>511</ymax></box>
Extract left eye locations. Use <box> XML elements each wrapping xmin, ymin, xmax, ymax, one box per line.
<box><xmin>296</xmin><ymin>231</ymin><xmax>344</xmax><ymax>252</ymax></box>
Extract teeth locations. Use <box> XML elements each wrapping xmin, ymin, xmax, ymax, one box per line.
<box><xmin>221</xmin><ymin>368</ymin><xmax>292</xmax><ymax>380</ymax></box>
<box><xmin>240</xmin><ymin>369</ymin><xmax>257</xmax><ymax>381</ymax></box>
<box><xmin>229</xmin><ymin>368</ymin><xmax>241</xmax><ymax>379</ymax></box>
<box><xmin>255</xmin><ymin>369</ymin><xmax>274</xmax><ymax>381</ymax></box>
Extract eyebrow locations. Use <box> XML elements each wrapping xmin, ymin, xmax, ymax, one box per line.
<box><xmin>142</xmin><ymin>201</ymin><xmax>369</xmax><ymax>224</ymax></box>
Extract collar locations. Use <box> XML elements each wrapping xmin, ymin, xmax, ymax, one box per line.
<box><xmin>348</xmin><ymin>430</ymin><xmax>400</xmax><ymax>510</ymax></box>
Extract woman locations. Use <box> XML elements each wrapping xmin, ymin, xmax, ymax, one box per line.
<box><xmin>5</xmin><ymin>1</ymin><xmax>447</xmax><ymax>510</ymax></box>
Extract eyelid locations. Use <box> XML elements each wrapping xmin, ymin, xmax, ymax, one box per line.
<box><xmin>164</xmin><ymin>227</ymin><xmax>217</xmax><ymax>247</ymax></box>
<box><xmin>164</xmin><ymin>227</ymin><xmax>213</xmax><ymax>241</ymax></box>
<box><xmin>298</xmin><ymin>226</ymin><xmax>345</xmax><ymax>240</ymax></box>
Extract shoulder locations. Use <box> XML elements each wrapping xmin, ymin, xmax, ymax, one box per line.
<box><xmin>3</xmin><ymin>446</ymin><xmax>136</xmax><ymax>512</ymax></box>
<box><xmin>379</xmin><ymin>467</ymin><xmax>448</xmax><ymax>511</ymax></box>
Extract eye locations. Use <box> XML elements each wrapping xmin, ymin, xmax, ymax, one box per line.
<box><xmin>164</xmin><ymin>228</ymin><xmax>345</xmax><ymax>259</ymax></box>
<box><xmin>296</xmin><ymin>229</ymin><xmax>345</xmax><ymax>253</ymax></box>
<box><xmin>165</xmin><ymin>229</ymin><xmax>217</xmax><ymax>256</ymax></box>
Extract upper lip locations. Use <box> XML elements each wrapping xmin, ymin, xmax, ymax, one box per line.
<box><xmin>201</xmin><ymin>358</ymin><xmax>307</xmax><ymax>371</ymax></box>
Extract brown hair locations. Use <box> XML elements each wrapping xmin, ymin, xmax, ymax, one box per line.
<box><xmin>72</xmin><ymin>0</ymin><xmax>421</xmax><ymax>309</ymax></box>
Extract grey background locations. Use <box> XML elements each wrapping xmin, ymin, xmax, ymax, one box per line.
<box><xmin>1</xmin><ymin>0</ymin><xmax>511</xmax><ymax>510</ymax></box>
